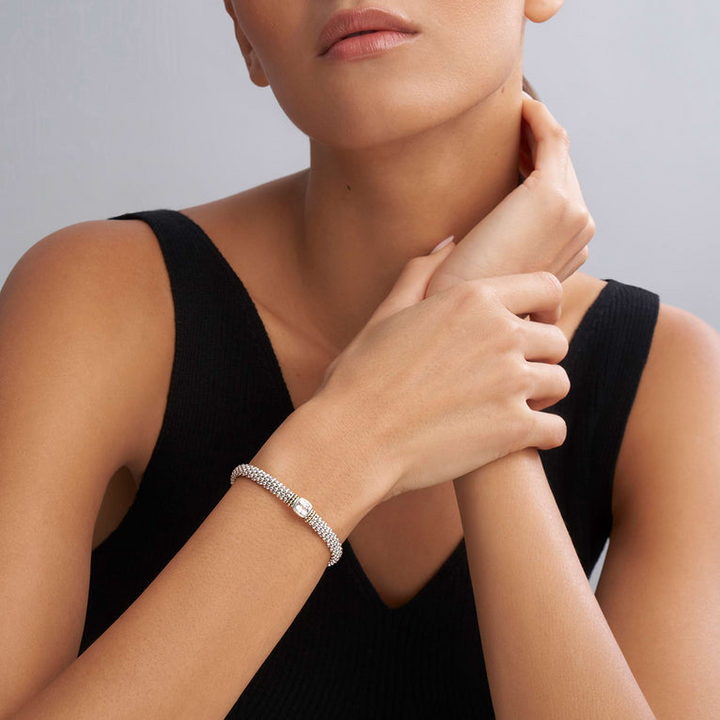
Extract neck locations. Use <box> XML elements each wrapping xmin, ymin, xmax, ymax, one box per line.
<box><xmin>289</xmin><ymin>76</ymin><xmax>524</xmax><ymax>350</ymax></box>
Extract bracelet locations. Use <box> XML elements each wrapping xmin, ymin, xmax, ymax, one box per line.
<box><xmin>229</xmin><ymin>463</ymin><xmax>343</xmax><ymax>567</ymax></box>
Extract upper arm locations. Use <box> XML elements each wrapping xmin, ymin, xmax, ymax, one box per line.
<box><xmin>0</xmin><ymin>221</ymin><xmax>161</xmax><ymax>713</ymax></box>
<box><xmin>595</xmin><ymin>301</ymin><xmax>720</xmax><ymax>717</ymax></box>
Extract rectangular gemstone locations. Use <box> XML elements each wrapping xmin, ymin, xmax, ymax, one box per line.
<box><xmin>293</xmin><ymin>497</ymin><xmax>313</xmax><ymax>518</ymax></box>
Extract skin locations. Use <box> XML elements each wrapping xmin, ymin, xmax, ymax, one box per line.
<box><xmin>184</xmin><ymin>0</ymin><xmax>589</xmax><ymax>612</ymax></box>
<box><xmin>0</xmin><ymin>0</ymin><xmax>717</xmax><ymax>716</ymax></box>
<box><xmin>203</xmin><ymin>0</ymin><xmax>589</xmax><ymax>607</ymax></box>
<box><xmin>223</xmin><ymin>0</ymin><xmax>547</xmax><ymax>348</ymax></box>
<box><xmin>221</xmin><ymin>0</ymin><xmax>720</xmax><ymax>715</ymax></box>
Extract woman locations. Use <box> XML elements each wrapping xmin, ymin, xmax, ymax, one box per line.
<box><xmin>1</xmin><ymin>0</ymin><xmax>717</xmax><ymax>717</ymax></box>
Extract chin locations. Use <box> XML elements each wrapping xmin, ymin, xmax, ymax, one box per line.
<box><xmin>268</xmin><ymin>46</ymin><xmax>519</xmax><ymax>151</ymax></box>
<box><xmin>281</xmin><ymin>84</ymin><xmax>505</xmax><ymax>151</ymax></box>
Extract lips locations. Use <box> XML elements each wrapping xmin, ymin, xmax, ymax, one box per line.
<box><xmin>317</xmin><ymin>7</ymin><xmax>419</xmax><ymax>56</ymax></box>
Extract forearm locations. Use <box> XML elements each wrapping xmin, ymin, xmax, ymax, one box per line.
<box><xmin>453</xmin><ymin>448</ymin><xmax>655</xmax><ymax>719</ymax></box>
<box><xmin>9</xmin><ymin>400</ymin><xmax>379</xmax><ymax>720</ymax></box>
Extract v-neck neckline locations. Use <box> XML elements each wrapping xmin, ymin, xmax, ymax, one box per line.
<box><xmin>174</xmin><ymin>208</ymin><xmax>616</xmax><ymax>614</ymax></box>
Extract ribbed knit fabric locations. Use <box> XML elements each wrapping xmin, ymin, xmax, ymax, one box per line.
<box><xmin>79</xmin><ymin>208</ymin><xmax>660</xmax><ymax>718</ymax></box>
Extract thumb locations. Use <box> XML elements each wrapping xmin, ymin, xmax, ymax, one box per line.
<box><xmin>366</xmin><ymin>236</ymin><xmax>455</xmax><ymax>328</ymax></box>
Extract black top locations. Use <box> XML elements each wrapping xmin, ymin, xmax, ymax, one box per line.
<box><xmin>79</xmin><ymin>208</ymin><xmax>660</xmax><ymax>718</ymax></box>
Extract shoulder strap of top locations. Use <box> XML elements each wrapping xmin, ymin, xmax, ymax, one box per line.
<box><xmin>550</xmin><ymin>278</ymin><xmax>660</xmax><ymax>572</ymax></box>
<box><xmin>107</xmin><ymin>208</ymin><xmax>294</xmax><ymax>488</ymax></box>
<box><xmin>588</xmin><ymin>278</ymin><xmax>660</xmax><ymax>499</ymax></box>
<box><xmin>110</xmin><ymin>208</ymin><xmax>235</xmax><ymax>315</ymax></box>
<box><xmin>111</xmin><ymin>208</ymin><xmax>295</xmax><ymax>408</ymax></box>
<box><xmin>81</xmin><ymin>208</ymin><xmax>299</xmax><ymax>654</ymax></box>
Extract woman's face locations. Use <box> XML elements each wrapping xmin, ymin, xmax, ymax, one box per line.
<box><xmin>226</xmin><ymin>1</ymin><xmax>534</xmax><ymax>149</ymax></box>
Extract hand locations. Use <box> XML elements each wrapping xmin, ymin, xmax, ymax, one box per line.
<box><xmin>308</xmin><ymin>245</ymin><xmax>570</xmax><ymax>505</ymax></box>
<box><xmin>426</xmin><ymin>92</ymin><xmax>595</xmax><ymax>304</ymax></box>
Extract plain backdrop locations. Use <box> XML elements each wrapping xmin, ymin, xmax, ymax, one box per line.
<box><xmin>1</xmin><ymin>1</ymin><xmax>718</xmax><ymax>590</ymax></box>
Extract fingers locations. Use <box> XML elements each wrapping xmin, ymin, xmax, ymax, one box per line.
<box><xmin>471</xmin><ymin>271</ymin><xmax>563</xmax><ymax>319</ymax></box>
<box><xmin>517</xmin><ymin>319</ymin><xmax>569</xmax><ymax>363</ymax></box>
<box><xmin>527</xmin><ymin>395</ymin><xmax>563</xmax><ymax>413</ymax></box>
<box><xmin>530</xmin><ymin>409</ymin><xmax>568</xmax><ymax>451</ymax></box>
<box><xmin>367</xmin><ymin>239</ymin><xmax>455</xmax><ymax>326</ymax></box>
<box><xmin>516</xmin><ymin>400</ymin><xmax>568</xmax><ymax>451</ymax></box>
<box><xmin>519</xmin><ymin>95</ymin><xmax>536</xmax><ymax>173</ymax></box>
<box><xmin>556</xmin><ymin>246</ymin><xmax>590</xmax><ymax>282</ymax></box>
<box><xmin>526</xmin><ymin>362</ymin><xmax>571</xmax><ymax>405</ymax></box>
<box><xmin>526</xmin><ymin>304</ymin><xmax>561</xmax><ymax>327</ymax></box>
<box><xmin>520</xmin><ymin>91</ymin><xmax>571</xmax><ymax>184</ymax></box>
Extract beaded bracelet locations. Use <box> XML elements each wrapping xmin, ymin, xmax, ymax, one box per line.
<box><xmin>230</xmin><ymin>463</ymin><xmax>343</xmax><ymax>567</ymax></box>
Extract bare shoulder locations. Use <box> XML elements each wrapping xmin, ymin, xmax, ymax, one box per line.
<box><xmin>594</xmin><ymin>298</ymin><xmax>720</xmax><ymax>715</ymax></box>
<box><xmin>0</xmin><ymin>216</ymin><xmax>180</xmax><ymax>691</ymax></box>
<box><xmin>2</xmin><ymin>217</ymin><xmax>175</xmax><ymax>481</ymax></box>
<box><xmin>613</xmin><ymin>296</ymin><xmax>720</xmax><ymax>523</ymax></box>
<box><xmin>7</xmin><ymin>217</ymin><xmax>168</xmax><ymax>310</ymax></box>
<box><xmin>23</xmin><ymin>215</ymin><xmax>167</xmax><ymax>274</ymax></box>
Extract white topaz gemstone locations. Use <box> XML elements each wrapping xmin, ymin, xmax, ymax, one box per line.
<box><xmin>292</xmin><ymin>497</ymin><xmax>313</xmax><ymax>518</ymax></box>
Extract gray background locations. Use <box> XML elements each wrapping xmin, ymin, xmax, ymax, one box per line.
<box><xmin>1</xmin><ymin>2</ymin><xmax>718</xmax><ymax>590</ymax></box>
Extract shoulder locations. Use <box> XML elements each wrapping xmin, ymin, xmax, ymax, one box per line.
<box><xmin>557</xmin><ymin>270</ymin><xmax>720</xmax><ymax>525</ymax></box>
<box><xmin>0</xmin><ymin>218</ymin><xmax>178</xmax><ymax>684</ymax></box>
<box><xmin>5</xmin><ymin>217</ymin><xmax>173</xmax><ymax>367</ymax></box>
<box><xmin>2</xmin><ymin>217</ymin><xmax>175</xmax><ymax>476</ymax></box>
<box><xmin>8</xmin><ymin>216</ymin><xmax>168</xmax><ymax>301</ymax></box>
<box><xmin>592</xmin><ymin>294</ymin><xmax>720</xmax><ymax>716</ymax></box>
<box><xmin>612</xmin><ymin>291</ymin><xmax>720</xmax><ymax>522</ymax></box>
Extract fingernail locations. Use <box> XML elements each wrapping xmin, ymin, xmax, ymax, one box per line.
<box><xmin>430</xmin><ymin>235</ymin><xmax>455</xmax><ymax>254</ymax></box>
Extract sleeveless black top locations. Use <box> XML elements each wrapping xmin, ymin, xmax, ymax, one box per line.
<box><xmin>79</xmin><ymin>209</ymin><xmax>660</xmax><ymax>718</ymax></box>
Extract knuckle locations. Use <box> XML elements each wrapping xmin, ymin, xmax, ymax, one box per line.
<box><xmin>505</xmin><ymin>355</ymin><xmax>531</xmax><ymax>394</ymax></box>
<box><xmin>545</xmin><ymin>185</ymin><xmax>571</xmax><ymax>217</ymax></box>
<box><xmin>552</xmin><ymin>324</ymin><xmax>570</xmax><ymax>354</ymax></box>
<box><xmin>573</xmin><ymin>206</ymin><xmax>591</xmax><ymax>230</ymax></box>
<box><xmin>557</xmin><ymin>365</ymin><xmax>571</xmax><ymax>396</ymax></box>
<box><xmin>535</xmin><ymin>270</ymin><xmax>562</xmax><ymax>298</ymax></box>
<box><xmin>464</xmin><ymin>279</ymin><xmax>493</xmax><ymax>305</ymax></box>
<box><xmin>520</xmin><ymin>359</ymin><xmax>537</xmax><ymax>390</ymax></box>
<box><xmin>553</xmin><ymin>124</ymin><xmax>570</xmax><ymax>147</ymax></box>
<box><xmin>448</xmin><ymin>280</ymin><xmax>485</xmax><ymax>315</ymax></box>
<box><xmin>540</xmin><ymin>413</ymin><xmax>567</xmax><ymax>449</ymax></box>
<box><xmin>503</xmin><ymin>320</ymin><xmax>526</xmax><ymax>353</ymax></box>
<box><xmin>508</xmin><ymin>403</ymin><xmax>535</xmax><ymax>450</ymax></box>
<box><xmin>554</xmin><ymin>416</ymin><xmax>568</xmax><ymax>445</ymax></box>
<box><xmin>407</xmin><ymin>254</ymin><xmax>429</xmax><ymax>269</ymax></box>
<box><xmin>524</xmin><ymin>402</ymin><xmax>547</xmax><ymax>447</ymax></box>
<box><xmin>579</xmin><ymin>224</ymin><xmax>595</xmax><ymax>247</ymax></box>
<box><xmin>449</xmin><ymin>280</ymin><xmax>472</xmax><ymax>304</ymax></box>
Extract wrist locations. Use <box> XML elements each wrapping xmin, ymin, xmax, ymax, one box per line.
<box><xmin>249</xmin><ymin>397</ymin><xmax>388</xmax><ymax>542</ymax></box>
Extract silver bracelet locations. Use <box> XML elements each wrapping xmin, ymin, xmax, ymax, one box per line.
<box><xmin>229</xmin><ymin>463</ymin><xmax>343</xmax><ymax>567</ymax></box>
